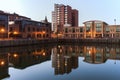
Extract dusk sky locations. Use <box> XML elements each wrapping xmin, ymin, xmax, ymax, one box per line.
<box><xmin>0</xmin><ymin>0</ymin><xmax>120</xmax><ymax>26</ymax></box>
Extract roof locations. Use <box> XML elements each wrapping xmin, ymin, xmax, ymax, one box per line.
<box><xmin>83</xmin><ymin>20</ymin><xmax>108</xmax><ymax>25</ymax></box>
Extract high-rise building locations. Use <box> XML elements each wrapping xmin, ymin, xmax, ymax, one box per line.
<box><xmin>52</xmin><ymin>4</ymin><xmax>78</xmax><ymax>33</ymax></box>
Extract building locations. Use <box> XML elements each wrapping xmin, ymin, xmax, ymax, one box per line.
<box><xmin>0</xmin><ymin>10</ymin><xmax>52</xmax><ymax>39</ymax></box>
<box><xmin>8</xmin><ymin>13</ymin><xmax>30</xmax><ymax>22</ymax></box>
<box><xmin>9</xmin><ymin>17</ymin><xmax>51</xmax><ymax>39</ymax></box>
<box><xmin>0</xmin><ymin>10</ymin><xmax>31</xmax><ymax>38</ymax></box>
<box><xmin>83</xmin><ymin>20</ymin><xmax>108</xmax><ymax>38</ymax></box>
<box><xmin>104</xmin><ymin>25</ymin><xmax>120</xmax><ymax>38</ymax></box>
<box><xmin>83</xmin><ymin>20</ymin><xmax>120</xmax><ymax>39</ymax></box>
<box><xmin>0</xmin><ymin>11</ymin><xmax>8</xmax><ymax>38</ymax></box>
<box><xmin>62</xmin><ymin>20</ymin><xmax>120</xmax><ymax>39</ymax></box>
<box><xmin>52</xmin><ymin>4</ymin><xmax>78</xmax><ymax>33</ymax></box>
<box><xmin>63</xmin><ymin>26</ymin><xmax>84</xmax><ymax>39</ymax></box>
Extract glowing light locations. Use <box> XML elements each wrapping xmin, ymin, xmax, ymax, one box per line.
<box><xmin>13</xmin><ymin>54</ymin><xmax>18</xmax><ymax>57</ymax></box>
<box><xmin>42</xmin><ymin>31</ymin><xmax>45</xmax><ymax>34</ymax></box>
<box><xmin>42</xmin><ymin>52</ymin><xmax>46</xmax><ymax>56</ymax></box>
<box><xmin>89</xmin><ymin>50</ymin><xmax>91</xmax><ymax>54</ymax></box>
<box><xmin>1</xmin><ymin>28</ymin><xmax>5</xmax><ymax>32</ymax></box>
<box><xmin>60</xmin><ymin>49</ymin><xmax>62</xmax><ymax>53</ymax></box>
<box><xmin>1</xmin><ymin>61</ymin><xmax>5</xmax><ymax>65</ymax></box>
<box><xmin>13</xmin><ymin>31</ymin><xmax>18</xmax><ymax>34</ymax></box>
<box><xmin>58</xmin><ymin>45</ymin><xmax>61</xmax><ymax>48</ymax></box>
<box><xmin>65</xmin><ymin>63</ymin><xmax>67</xmax><ymax>66</ymax></box>
<box><xmin>89</xmin><ymin>32</ymin><xmax>91</xmax><ymax>34</ymax></box>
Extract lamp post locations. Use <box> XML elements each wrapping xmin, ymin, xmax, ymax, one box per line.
<box><xmin>113</xmin><ymin>19</ymin><xmax>116</xmax><ymax>38</ymax></box>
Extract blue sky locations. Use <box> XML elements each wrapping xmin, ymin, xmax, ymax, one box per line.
<box><xmin>0</xmin><ymin>0</ymin><xmax>120</xmax><ymax>26</ymax></box>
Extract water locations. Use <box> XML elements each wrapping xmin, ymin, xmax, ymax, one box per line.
<box><xmin>1</xmin><ymin>44</ymin><xmax>120</xmax><ymax>80</ymax></box>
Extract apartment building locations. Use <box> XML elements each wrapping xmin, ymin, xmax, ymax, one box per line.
<box><xmin>52</xmin><ymin>4</ymin><xmax>78</xmax><ymax>33</ymax></box>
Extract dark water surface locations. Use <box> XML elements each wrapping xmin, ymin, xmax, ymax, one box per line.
<box><xmin>1</xmin><ymin>44</ymin><xmax>120</xmax><ymax>80</ymax></box>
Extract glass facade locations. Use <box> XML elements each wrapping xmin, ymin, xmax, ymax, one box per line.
<box><xmin>116</xmin><ymin>26</ymin><xmax>120</xmax><ymax>32</ymax></box>
<box><xmin>96</xmin><ymin>23</ymin><xmax>102</xmax><ymax>32</ymax></box>
<box><xmin>86</xmin><ymin>23</ymin><xmax>91</xmax><ymax>32</ymax></box>
<box><xmin>106</xmin><ymin>27</ymin><xmax>110</xmax><ymax>32</ymax></box>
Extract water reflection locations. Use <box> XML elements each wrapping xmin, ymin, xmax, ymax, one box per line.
<box><xmin>8</xmin><ymin>47</ymin><xmax>51</xmax><ymax>69</ymax></box>
<box><xmin>83</xmin><ymin>46</ymin><xmax>107</xmax><ymax>64</ymax></box>
<box><xmin>0</xmin><ymin>53</ymin><xmax>9</xmax><ymax>79</ymax></box>
<box><xmin>0</xmin><ymin>44</ymin><xmax>120</xmax><ymax>80</ymax></box>
<box><xmin>0</xmin><ymin>45</ymin><xmax>52</xmax><ymax>80</ymax></box>
<box><xmin>52</xmin><ymin>45</ymin><xmax>78</xmax><ymax>75</ymax></box>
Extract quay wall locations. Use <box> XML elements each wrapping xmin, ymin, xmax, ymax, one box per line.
<box><xmin>0</xmin><ymin>38</ymin><xmax>120</xmax><ymax>47</ymax></box>
<box><xmin>58</xmin><ymin>38</ymin><xmax>120</xmax><ymax>44</ymax></box>
<box><xmin>0</xmin><ymin>39</ymin><xmax>57</xmax><ymax>47</ymax></box>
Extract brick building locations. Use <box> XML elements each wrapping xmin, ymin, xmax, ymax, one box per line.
<box><xmin>0</xmin><ymin>10</ymin><xmax>51</xmax><ymax>39</ymax></box>
<box><xmin>52</xmin><ymin>4</ymin><xmax>78</xmax><ymax>33</ymax></box>
<box><xmin>9</xmin><ymin>17</ymin><xmax>51</xmax><ymax>39</ymax></box>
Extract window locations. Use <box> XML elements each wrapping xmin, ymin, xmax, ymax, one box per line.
<box><xmin>28</xmin><ymin>27</ymin><xmax>30</xmax><ymax>32</ymax></box>
<box><xmin>37</xmin><ymin>28</ymin><xmax>39</xmax><ymax>31</ymax></box>
<box><xmin>72</xmin><ymin>28</ymin><xmax>75</xmax><ymax>33</ymax></box>
<box><xmin>69</xmin><ymin>29</ymin><xmax>71</xmax><ymax>32</ymax></box>
<box><xmin>106</xmin><ymin>27</ymin><xmax>110</xmax><ymax>32</ymax></box>
<box><xmin>65</xmin><ymin>28</ymin><xmax>68</xmax><ymax>33</ymax></box>
<box><xmin>80</xmin><ymin>28</ymin><xmax>83</xmax><ymax>32</ymax></box>
<box><xmin>96</xmin><ymin>23</ymin><xmax>102</xmax><ymax>32</ymax></box>
<box><xmin>10</xmin><ymin>27</ymin><xmax>13</xmax><ymax>32</ymax></box>
<box><xmin>33</xmin><ymin>28</ymin><xmax>35</xmax><ymax>32</ymax></box>
<box><xmin>76</xmin><ymin>29</ymin><xmax>79</xmax><ymax>32</ymax></box>
<box><xmin>86</xmin><ymin>23</ymin><xmax>91</xmax><ymax>32</ymax></box>
<box><xmin>116</xmin><ymin>27</ymin><xmax>120</xmax><ymax>32</ymax></box>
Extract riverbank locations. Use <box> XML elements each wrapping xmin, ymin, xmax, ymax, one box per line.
<box><xmin>0</xmin><ymin>38</ymin><xmax>120</xmax><ymax>47</ymax></box>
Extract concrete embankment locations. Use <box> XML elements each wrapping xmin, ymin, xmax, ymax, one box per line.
<box><xmin>0</xmin><ymin>38</ymin><xmax>120</xmax><ymax>47</ymax></box>
<box><xmin>0</xmin><ymin>39</ymin><xmax>57</xmax><ymax>47</ymax></box>
<box><xmin>58</xmin><ymin>38</ymin><xmax>120</xmax><ymax>44</ymax></box>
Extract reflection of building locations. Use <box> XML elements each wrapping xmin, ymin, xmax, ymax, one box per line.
<box><xmin>52</xmin><ymin>45</ymin><xmax>78</xmax><ymax>75</ymax></box>
<box><xmin>0</xmin><ymin>53</ymin><xmax>9</xmax><ymax>79</ymax></box>
<box><xmin>9</xmin><ymin>47</ymin><xmax>51</xmax><ymax>69</ymax></box>
<box><xmin>83</xmin><ymin>46</ymin><xmax>107</xmax><ymax>64</ymax></box>
<box><xmin>52</xmin><ymin>4</ymin><xmax>78</xmax><ymax>33</ymax></box>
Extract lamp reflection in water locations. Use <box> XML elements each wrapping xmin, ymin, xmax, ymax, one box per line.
<box><xmin>13</xmin><ymin>54</ymin><xmax>18</xmax><ymax>58</ymax></box>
